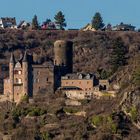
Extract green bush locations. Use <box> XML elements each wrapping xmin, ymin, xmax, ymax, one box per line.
<box><xmin>28</xmin><ymin>107</ymin><xmax>47</xmax><ymax>117</ymax></box>
<box><xmin>64</xmin><ymin>107</ymin><xmax>79</xmax><ymax>114</ymax></box>
<box><xmin>91</xmin><ymin>116</ymin><xmax>103</xmax><ymax>126</ymax></box>
<box><xmin>91</xmin><ymin>115</ymin><xmax>117</xmax><ymax>133</ymax></box>
<box><xmin>21</xmin><ymin>95</ymin><xmax>29</xmax><ymax>102</ymax></box>
<box><xmin>12</xmin><ymin>107</ymin><xmax>47</xmax><ymax>117</ymax></box>
<box><xmin>130</xmin><ymin>106</ymin><xmax>138</xmax><ymax>122</ymax></box>
<box><xmin>107</xmin><ymin>116</ymin><xmax>117</xmax><ymax>133</ymax></box>
<box><xmin>41</xmin><ymin>132</ymin><xmax>52</xmax><ymax>140</ymax></box>
<box><xmin>133</xmin><ymin>67</ymin><xmax>140</xmax><ymax>86</ymax></box>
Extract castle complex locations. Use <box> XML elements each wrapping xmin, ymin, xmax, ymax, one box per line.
<box><xmin>3</xmin><ymin>40</ymin><xmax>110</xmax><ymax>103</ymax></box>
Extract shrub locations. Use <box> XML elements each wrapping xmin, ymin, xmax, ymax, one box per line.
<box><xmin>12</xmin><ymin>107</ymin><xmax>47</xmax><ymax>118</ymax></box>
<box><xmin>64</xmin><ymin>107</ymin><xmax>79</xmax><ymax>114</ymax></box>
<box><xmin>130</xmin><ymin>106</ymin><xmax>138</xmax><ymax>122</ymax></box>
<box><xmin>107</xmin><ymin>116</ymin><xmax>117</xmax><ymax>133</ymax></box>
<box><xmin>41</xmin><ymin>132</ymin><xmax>51</xmax><ymax>140</ymax></box>
<box><xmin>28</xmin><ymin>107</ymin><xmax>47</xmax><ymax>117</ymax></box>
<box><xmin>132</xmin><ymin>67</ymin><xmax>140</xmax><ymax>86</ymax></box>
<box><xmin>91</xmin><ymin>116</ymin><xmax>103</xmax><ymax>126</ymax></box>
<box><xmin>21</xmin><ymin>95</ymin><xmax>29</xmax><ymax>103</ymax></box>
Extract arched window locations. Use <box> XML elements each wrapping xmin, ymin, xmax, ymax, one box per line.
<box><xmin>15</xmin><ymin>78</ymin><xmax>22</xmax><ymax>84</ymax></box>
<box><xmin>18</xmin><ymin>78</ymin><xmax>22</xmax><ymax>84</ymax></box>
<box><xmin>15</xmin><ymin>78</ymin><xmax>18</xmax><ymax>83</ymax></box>
<box><xmin>18</xmin><ymin>70</ymin><xmax>22</xmax><ymax>75</ymax></box>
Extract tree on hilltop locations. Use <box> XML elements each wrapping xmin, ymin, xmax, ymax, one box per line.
<box><xmin>32</xmin><ymin>15</ymin><xmax>39</xmax><ymax>30</ymax></box>
<box><xmin>44</xmin><ymin>19</ymin><xmax>51</xmax><ymax>25</ymax></box>
<box><xmin>92</xmin><ymin>12</ymin><xmax>104</xmax><ymax>30</ymax></box>
<box><xmin>54</xmin><ymin>11</ymin><xmax>66</xmax><ymax>30</ymax></box>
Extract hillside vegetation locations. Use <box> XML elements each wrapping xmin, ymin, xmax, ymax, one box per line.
<box><xmin>0</xmin><ymin>29</ymin><xmax>140</xmax><ymax>140</ymax></box>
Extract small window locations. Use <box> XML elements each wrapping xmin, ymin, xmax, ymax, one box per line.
<box><xmin>18</xmin><ymin>70</ymin><xmax>22</xmax><ymax>75</ymax></box>
<box><xmin>15</xmin><ymin>78</ymin><xmax>22</xmax><ymax>84</ymax></box>
<box><xmin>54</xmin><ymin>60</ymin><xmax>57</xmax><ymax>65</ymax></box>
<box><xmin>14</xmin><ymin>70</ymin><xmax>18</xmax><ymax>74</ymax></box>
<box><xmin>18</xmin><ymin>78</ymin><xmax>22</xmax><ymax>84</ymax></box>
<box><xmin>46</xmin><ymin>78</ymin><xmax>48</xmax><ymax>81</ymax></box>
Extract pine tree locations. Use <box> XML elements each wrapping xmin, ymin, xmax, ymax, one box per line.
<box><xmin>54</xmin><ymin>11</ymin><xmax>66</xmax><ymax>30</ymax></box>
<box><xmin>110</xmin><ymin>37</ymin><xmax>127</xmax><ymax>72</ymax></box>
<box><xmin>32</xmin><ymin>15</ymin><xmax>39</xmax><ymax>30</ymax></box>
<box><xmin>92</xmin><ymin>12</ymin><xmax>104</xmax><ymax>30</ymax></box>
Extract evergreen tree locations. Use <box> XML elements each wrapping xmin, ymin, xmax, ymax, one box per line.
<box><xmin>54</xmin><ymin>11</ymin><xmax>66</xmax><ymax>30</ymax></box>
<box><xmin>43</xmin><ymin>19</ymin><xmax>51</xmax><ymax>25</ymax></box>
<box><xmin>32</xmin><ymin>15</ymin><xmax>39</xmax><ymax>30</ymax></box>
<box><xmin>92</xmin><ymin>12</ymin><xmax>104</xmax><ymax>30</ymax></box>
<box><xmin>106</xmin><ymin>23</ymin><xmax>112</xmax><ymax>31</ymax></box>
<box><xmin>110</xmin><ymin>37</ymin><xmax>127</xmax><ymax>72</ymax></box>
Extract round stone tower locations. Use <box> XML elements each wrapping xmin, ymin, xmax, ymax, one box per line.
<box><xmin>54</xmin><ymin>40</ymin><xmax>73</xmax><ymax>73</ymax></box>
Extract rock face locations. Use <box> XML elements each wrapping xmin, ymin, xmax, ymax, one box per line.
<box><xmin>3</xmin><ymin>135</ymin><xmax>12</xmax><ymax>140</ymax></box>
<box><xmin>65</xmin><ymin>99</ymin><xmax>81</xmax><ymax>106</ymax></box>
<box><xmin>120</xmin><ymin>88</ymin><xmax>140</xmax><ymax>130</ymax></box>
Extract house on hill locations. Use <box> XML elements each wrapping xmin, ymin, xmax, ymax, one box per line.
<box><xmin>41</xmin><ymin>21</ymin><xmax>56</xmax><ymax>30</ymax></box>
<box><xmin>0</xmin><ymin>17</ymin><xmax>17</xmax><ymax>29</ymax></box>
<box><xmin>112</xmin><ymin>23</ymin><xmax>135</xmax><ymax>31</ymax></box>
<box><xmin>18</xmin><ymin>20</ymin><xmax>30</xmax><ymax>29</ymax></box>
<box><xmin>82</xmin><ymin>23</ymin><xmax>96</xmax><ymax>31</ymax></box>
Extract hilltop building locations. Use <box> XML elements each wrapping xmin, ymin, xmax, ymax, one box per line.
<box><xmin>112</xmin><ymin>23</ymin><xmax>135</xmax><ymax>31</ymax></box>
<box><xmin>0</xmin><ymin>17</ymin><xmax>17</xmax><ymax>29</ymax></box>
<box><xmin>82</xmin><ymin>23</ymin><xmax>96</xmax><ymax>32</ymax></box>
<box><xmin>17</xmin><ymin>21</ymin><xmax>30</xmax><ymax>29</ymax></box>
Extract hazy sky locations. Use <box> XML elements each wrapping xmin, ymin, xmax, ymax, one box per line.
<box><xmin>0</xmin><ymin>0</ymin><xmax>139</xmax><ymax>29</ymax></box>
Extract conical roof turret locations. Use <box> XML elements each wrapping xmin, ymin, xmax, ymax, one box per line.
<box><xmin>10</xmin><ymin>53</ymin><xmax>15</xmax><ymax>63</ymax></box>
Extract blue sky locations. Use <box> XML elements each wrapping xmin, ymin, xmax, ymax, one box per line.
<box><xmin>0</xmin><ymin>0</ymin><xmax>139</xmax><ymax>29</ymax></box>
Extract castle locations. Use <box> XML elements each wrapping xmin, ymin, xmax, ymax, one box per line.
<box><xmin>3</xmin><ymin>40</ymin><xmax>73</xmax><ymax>102</ymax></box>
<box><xmin>3</xmin><ymin>40</ymin><xmax>110</xmax><ymax>103</ymax></box>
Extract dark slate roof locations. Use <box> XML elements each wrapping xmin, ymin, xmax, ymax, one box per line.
<box><xmin>61</xmin><ymin>73</ymin><xmax>95</xmax><ymax>80</ymax></box>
